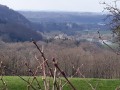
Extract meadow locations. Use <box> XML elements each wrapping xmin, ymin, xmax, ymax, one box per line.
<box><xmin>0</xmin><ymin>76</ymin><xmax>120</xmax><ymax>90</ymax></box>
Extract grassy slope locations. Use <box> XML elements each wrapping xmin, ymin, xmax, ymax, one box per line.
<box><xmin>0</xmin><ymin>76</ymin><xmax>120</xmax><ymax>90</ymax></box>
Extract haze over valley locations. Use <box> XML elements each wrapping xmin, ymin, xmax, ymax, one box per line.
<box><xmin>0</xmin><ymin>4</ymin><xmax>112</xmax><ymax>46</ymax></box>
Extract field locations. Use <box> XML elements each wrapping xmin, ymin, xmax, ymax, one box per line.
<box><xmin>0</xmin><ymin>76</ymin><xmax>120</xmax><ymax>90</ymax></box>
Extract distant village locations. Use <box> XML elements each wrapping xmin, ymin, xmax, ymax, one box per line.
<box><xmin>40</xmin><ymin>30</ymin><xmax>114</xmax><ymax>46</ymax></box>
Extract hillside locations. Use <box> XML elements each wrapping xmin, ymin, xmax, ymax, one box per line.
<box><xmin>19</xmin><ymin>11</ymin><xmax>109</xmax><ymax>34</ymax></box>
<box><xmin>19</xmin><ymin>11</ymin><xmax>105</xmax><ymax>23</ymax></box>
<box><xmin>0</xmin><ymin>5</ymin><xmax>42</xmax><ymax>42</ymax></box>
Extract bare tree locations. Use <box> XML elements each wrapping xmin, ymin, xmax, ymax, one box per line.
<box><xmin>102</xmin><ymin>0</ymin><xmax>120</xmax><ymax>47</ymax></box>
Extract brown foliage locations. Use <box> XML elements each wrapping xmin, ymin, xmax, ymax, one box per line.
<box><xmin>0</xmin><ymin>40</ymin><xmax>120</xmax><ymax>79</ymax></box>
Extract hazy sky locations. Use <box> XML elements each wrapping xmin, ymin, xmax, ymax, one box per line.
<box><xmin>0</xmin><ymin>0</ymin><xmax>117</xmax><ymax>12</ymax></box>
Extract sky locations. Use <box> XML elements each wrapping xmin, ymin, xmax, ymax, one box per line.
<box><xmin>0</xmin><ymin>0</ymin><xmax>118</xmax><ymax>12</ymax></box>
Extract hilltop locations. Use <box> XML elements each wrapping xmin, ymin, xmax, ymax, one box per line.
<box><xmin>0</xmin><ymin>5</ymin><xmax>42</xmax><ymax>42</ymax></box>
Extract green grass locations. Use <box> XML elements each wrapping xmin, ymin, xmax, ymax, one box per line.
<box><xmin>0</xmin><ymin>76</ymin><xmax>120</xmax><ymax>90</ymax></box>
